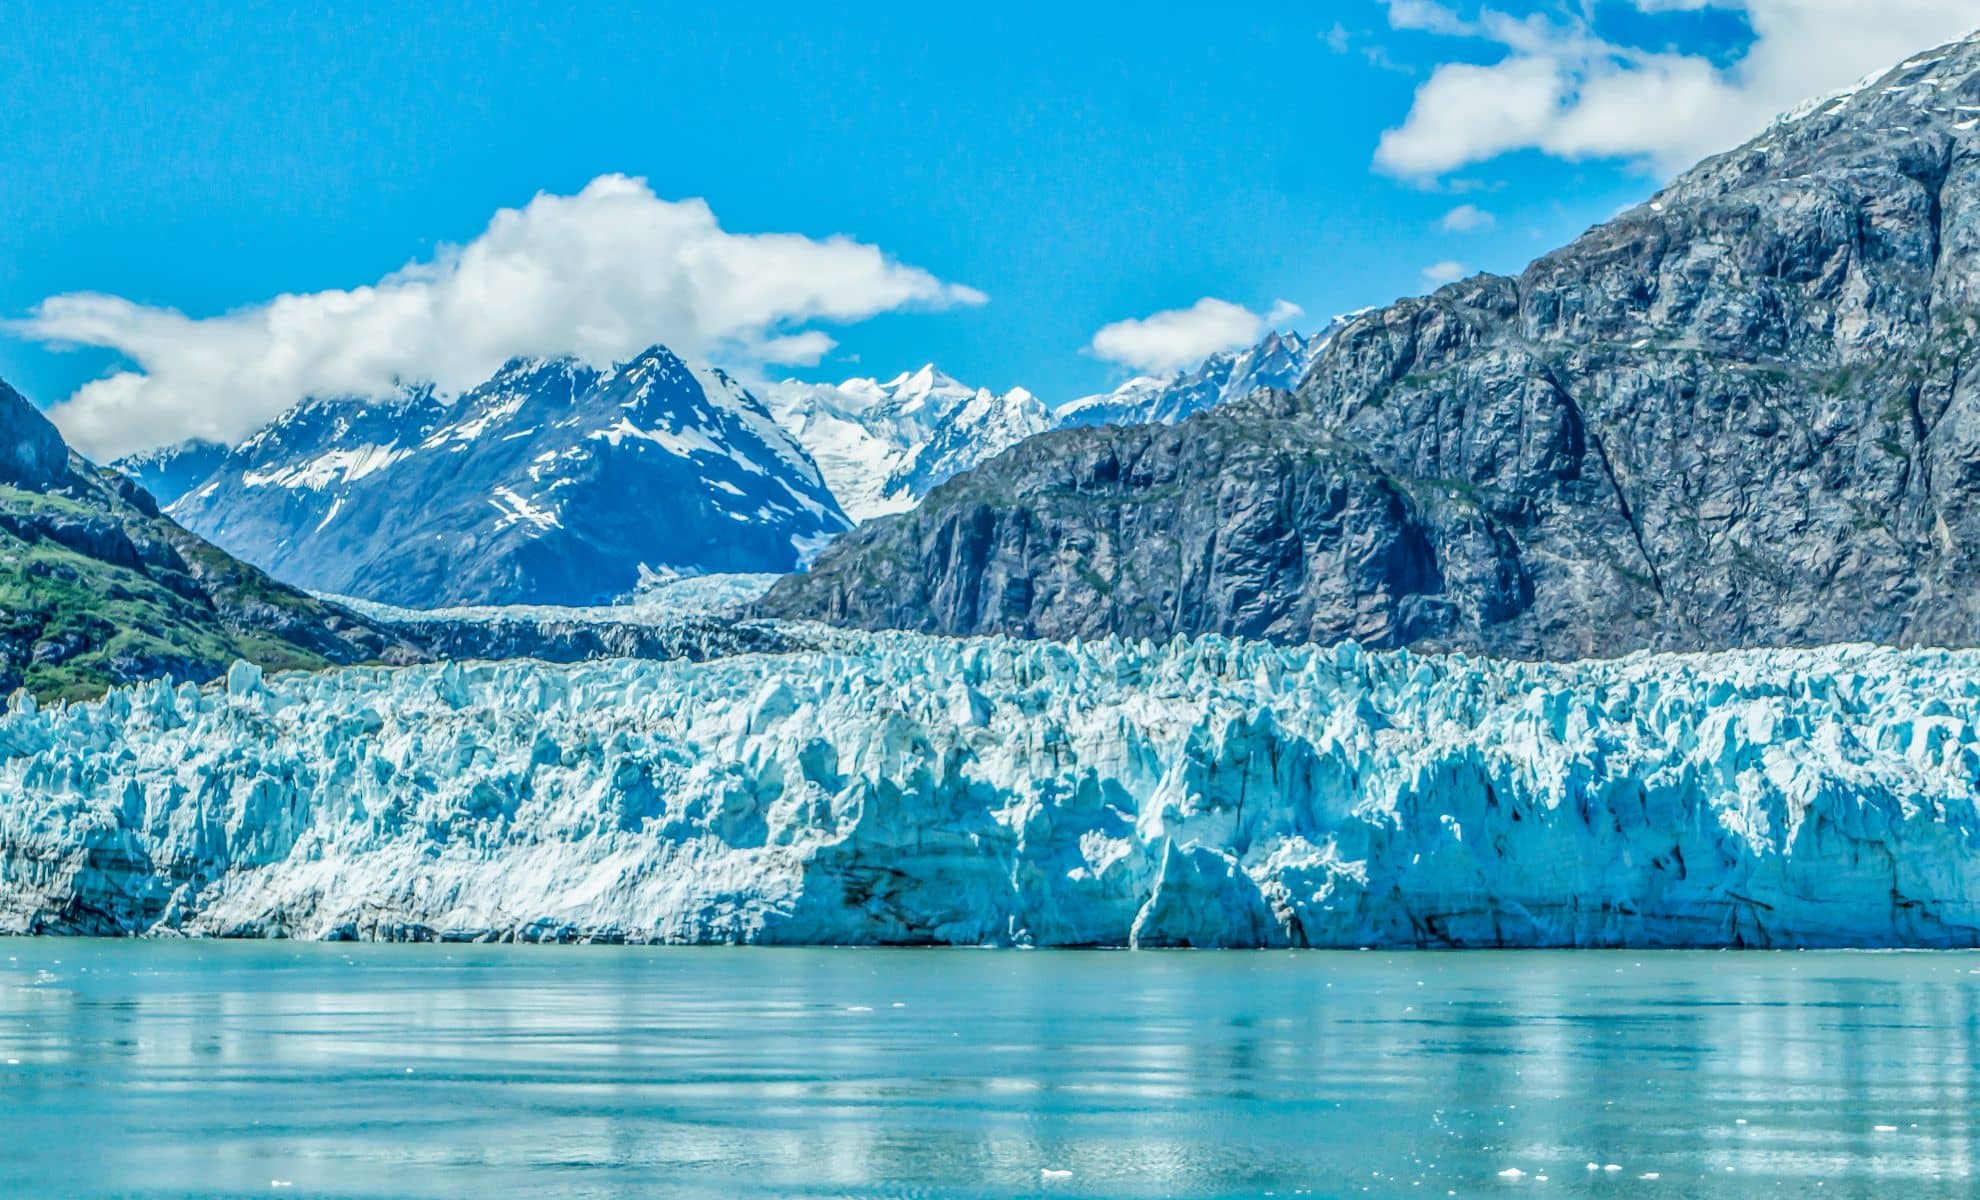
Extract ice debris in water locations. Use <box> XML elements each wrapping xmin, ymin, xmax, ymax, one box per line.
<box><xmin>4</xmin><ymin>633</ymin><xmax>1980</xmax><ymax>947</ymax></box>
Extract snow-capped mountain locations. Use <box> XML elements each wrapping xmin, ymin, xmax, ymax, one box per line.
<box><xmin>1056</xmin><ymin>326</ymin><xmax>1337</xmax><ymax>429</ymax></box>
<box><xmin>765</xmin><ymin>332</ymin><xmax>1345</xmax><ymax>522</ymax></box>
<box><xmin>112</xmin><ymin>438</ymin><xmax>230</xmax><ymax>507</ymax></box>
<box><xmin>123</xmin><ymin>346</ymin><xmax>850</xmax><ymax>608</ymax></box>
<box><xmin>765</xmin><ymin>365</ymin><xmax>1052</xmax><ymax>521</ymax></box>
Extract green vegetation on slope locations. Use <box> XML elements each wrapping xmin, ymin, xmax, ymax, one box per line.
<box><xmin>0</xmin><ymin>384</ymin><xmax>420</xmax><ymax>702</ymax></box>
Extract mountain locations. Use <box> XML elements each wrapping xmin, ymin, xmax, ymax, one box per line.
<box><xmin>1055</xmin><ymin>327</ymin><xmax>1335</xmax><ymax>429</ymax></box>
<box><xmin>762</xmin><ymin>32</ymin><xmax>1980</xmax><ymax>657</ymax></box>
<box><xmin>766</xmin><ymin>337</ymin><xmax>1330</xmax><ymax>524</ymax></box>
<box><xmin>127</xmin><ymin>347</ymin><xmax>852</xmax><ymax>608</ymax></box>
<box><xmin>112</xmin><ymin>438</ymin><xmax>228</xmax><ymax>508</ymax></box>
<box><xmin>765</xmin><ymin>366</ymin><xmax>1052</xmax><ymax>521</ymax></box>
<box><xmin>7</xmin><ymin>635</ymin><xmax>1978</xmax><ymax>947</ymax></box>
<box><xmin>0</xmin><ymin>377</ymin><xmax>417</xmax><ymax>701</ymax></box>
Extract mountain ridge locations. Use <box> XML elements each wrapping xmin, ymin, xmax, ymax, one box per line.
<box><xmin>765</xmin><ymin>328</ymin><xmax>1334</xmax><ymax>523</ymax></box>
<box><xmin>125</xmin><ymin>346</ymin><xmax>851</xmax><ymax>608</ymax></box>
<box><xmin>764</xmin><ymin>365</ymin><xmax>1053</xmax><ymax>521</ymax></box>
<box><xmin>1054</xmin><ymin>326</ymin><xmax>1334</xmax><ymax>429</ymax></box>
<box><xmin>760</xmin><ymin>32</ymin><xmax>1980</xmax><ymax>657</ymax></box>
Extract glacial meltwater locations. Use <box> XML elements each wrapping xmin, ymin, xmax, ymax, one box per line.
<box><xmin>2</xmin><ymin>945</ymin><xmax>1977</xmax><ymax>1198</ymax></box>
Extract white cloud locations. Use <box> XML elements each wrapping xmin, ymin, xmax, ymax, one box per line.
<box><xmin>19</xmin><ymin>174</ymin><xmax>986</xmax><ymax>460</ymax></box>
<box><xmin>1438</xmin><ymin>203</ymin><xmax>1497</xmax><ymax>232</ymax></box>
<box><xmin>1375</xmin><ymin>1</ymin><xmax>1980</xmax><ymax>178</ymax></box>
<box><xmin>1421</xmin><ymin>260</ymin><xmax>1468</xmax><ymax>285</ymax></box>
<box><xmin>1086</xmin><ymin>298</ymin><xmax>1304</xmax><ymax>375</ymax></box>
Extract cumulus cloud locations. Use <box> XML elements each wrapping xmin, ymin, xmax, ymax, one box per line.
<box><xmin>1375</xmin><ymin>0</ymin><xmax>1980</xmax><ymax>178</ymax></box>
<box><xmin>19</xmin><ymin>174</ymin><xmax>986</xmax><ymax>459</ymax></box>
<box><xmin>1438</xmin><ymin>203</ymin><xmax>1497</xmax><ymax>232</ymax></box>
<box><xmin>1421</xmin><ymin>260</ymin><xmax>1468</xmax><ymax>286</ymax></box>
<box><xmin>1086</xmin><ymin>297</ymin><xmax>1304</xmax><ymax>375</ymax></box>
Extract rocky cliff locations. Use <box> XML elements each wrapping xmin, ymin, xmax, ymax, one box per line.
<box><xmin>763</xmin><ymin>34</ymin><xmax>1980</xmax><ymax>658</ymax></box>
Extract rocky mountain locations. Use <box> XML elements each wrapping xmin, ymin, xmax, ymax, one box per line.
<box><xmin>1054</xmin><ymin>327</ymin><xmax>1334</xmax><ymax>429</ymax></box>
<box><xmin>0</xmin><ymin>377</ymin><xmax>418</xmax><ymax>701</ymax></box>
<box><xmin>763</xmin><ymin>32</ymin><xmax>1980</xmax><ymax>658</ymax></box>
<box><xmin>127</xmin><ymin>347</ymin><xmax>851</xmax><ymax>608</ymax></box>
<box><xmin>764</xmin><ymin>366</ymin><xmax>1052</xmax><ymax>521</ymax></box>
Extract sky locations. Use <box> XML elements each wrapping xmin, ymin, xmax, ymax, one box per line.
<box><xmin>1</xmin><ymin>0</ymin><xmax>1976</xmax><ymax>459</ymax></box>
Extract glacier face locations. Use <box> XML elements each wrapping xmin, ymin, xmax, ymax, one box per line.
<box><xmin>3</xmin><ymin>635</ymin><xmax>1979</xmax><ymax>948</ymax></box>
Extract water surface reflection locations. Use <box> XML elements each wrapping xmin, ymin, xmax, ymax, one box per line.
<box><xmin>1</xmin><ymin>945</ymin><xmax>1975</xmax><ymax>1197</ymax></box>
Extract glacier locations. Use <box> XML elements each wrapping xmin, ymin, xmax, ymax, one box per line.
<box><xmin>3</xmin><ymin>633</ymin><xmax>1979</xmax><ymax>947</ymax></box>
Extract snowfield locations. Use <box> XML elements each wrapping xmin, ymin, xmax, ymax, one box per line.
<box><xmin>3</xmin><ymin>634</ymin><xmax>1979</xmax><ymax>947</ymax></box>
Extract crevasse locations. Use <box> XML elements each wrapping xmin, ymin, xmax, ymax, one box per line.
<box><xmin>2</xmin><ymin>634</ymin><xmax>1978</xmax><ymax>947</ymax></box>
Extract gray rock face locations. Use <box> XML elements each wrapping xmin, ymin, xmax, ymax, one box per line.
<box><xmin>0</xmin><ymin>379</ymin><xmax>75</xmax><ymax>491</ymax></box>
<box><xmin>763</xmin><ymin>34</ymin><xmax>1980</xmax><ymax>656</ymax></box>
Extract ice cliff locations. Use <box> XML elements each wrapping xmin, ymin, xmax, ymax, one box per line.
<box><xmin>3</xmin><ymin>634</ymin><xmax>1978</xmax><ymax>947</ymax></box>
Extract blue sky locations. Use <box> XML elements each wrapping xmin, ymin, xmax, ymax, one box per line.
<box><xmin>2</xmin><ymin>1</ymin><xmax>1975</xmax><ymax>458</ymax></box>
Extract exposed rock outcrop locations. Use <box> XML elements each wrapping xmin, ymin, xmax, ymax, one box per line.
<box><xmin>763</xmin><ymin>34</ymin><xmax>1980</xmax><ymax>658</ymax></box>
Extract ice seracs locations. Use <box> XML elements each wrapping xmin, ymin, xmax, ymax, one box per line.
<box><xmin>5</xmin><ymin>634</ymin><xmax>1980</xmax><ymax>948</ymax></box>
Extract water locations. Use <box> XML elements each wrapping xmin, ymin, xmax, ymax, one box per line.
<box><xmin>1</xmin><ymin>945</ymin><xmax>1977</xmax><ymax>1198</ymax></box>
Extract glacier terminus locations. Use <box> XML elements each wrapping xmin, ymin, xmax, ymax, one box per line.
<box><xmin>5</xmin><ymin>634</ymin><xmax>1978</xmax><ymax>948</ymax></box>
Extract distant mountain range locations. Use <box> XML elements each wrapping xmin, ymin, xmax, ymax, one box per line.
<box><xmin>116</xmin><ymin>329</ymin><xmax>1325</xmax><ymax>606</ymax></box>
<box><xmin>763</xmin><ymin>328</ymin><xmax>1331</xmax><ymax>521</ymax></box>
<box><xmin>1055</xmin><ymin>327</ymin><xmax>1336</xmax><ymax>429</ymax></box>
<box><xmin>124</xmin><ymin>347</ymin><xmax>851</xmax><ymax>608</ymax></box>
<box><xmin>764</xmin><ymin>366</ymin><xmax>1053</xmax><ymax>521</ymax></box>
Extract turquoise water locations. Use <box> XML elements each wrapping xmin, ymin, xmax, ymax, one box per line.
<box><xmin>1</xmin><ymin>945</ymin><xmax>1977</xmax><ymax>1198</ymax></box>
